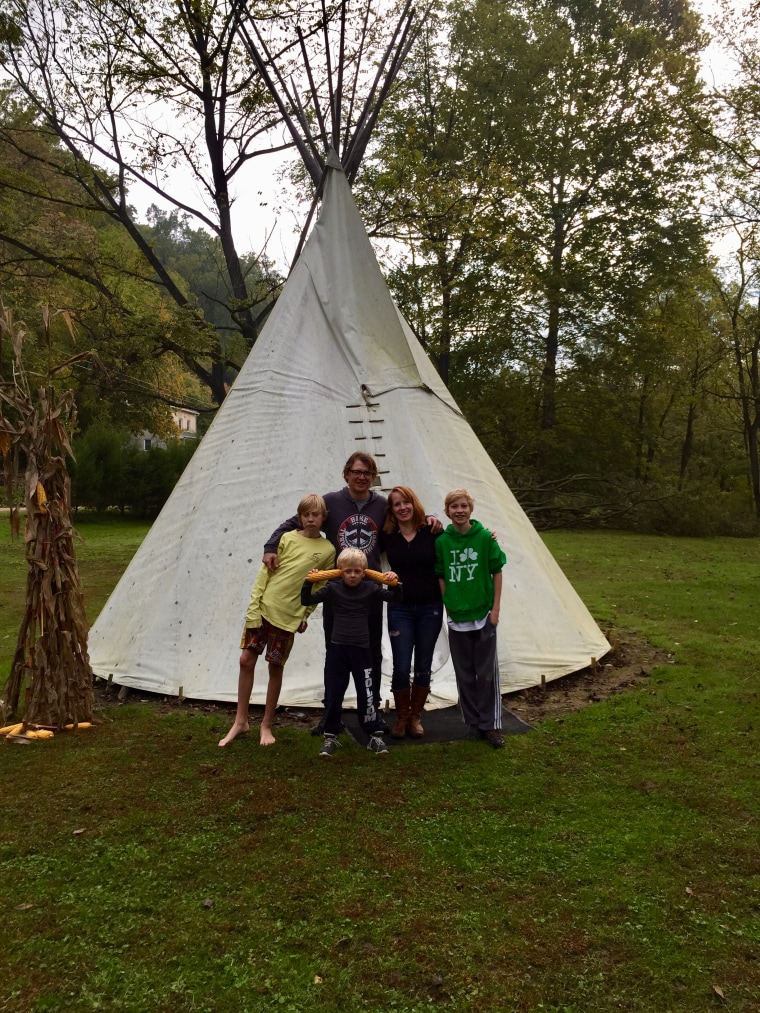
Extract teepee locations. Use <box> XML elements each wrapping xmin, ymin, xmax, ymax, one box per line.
<box><xmin>88</xmin><ymin>2</ymin><xmax>609</xmax><ymax>708</ymax></box>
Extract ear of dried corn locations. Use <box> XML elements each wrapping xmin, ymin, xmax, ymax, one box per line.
<box><xmin>305</xmin><ymin>568</ymin><xmax>342</xmax><ymax>582</ymax></box>
<box><xmin>305</xmin><ymin>567</ymin><xmax>399</xmax><ymax>587</ymax></box>
<box><xmin>364</xmin><ymin>569</ymin><xmax>400</xmax><ymax>587</ymax></box>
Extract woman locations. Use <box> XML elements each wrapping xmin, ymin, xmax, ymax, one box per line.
<box><xmin>382</xmin><ymin>486</ymin><xmax>443</xmax><ymax>738</ymax></box>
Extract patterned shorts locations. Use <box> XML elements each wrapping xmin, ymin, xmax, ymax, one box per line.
<box><xmin>240</xmin><ymin>617</ymin><xmax>295</xmax><ymax>666</ymax></box>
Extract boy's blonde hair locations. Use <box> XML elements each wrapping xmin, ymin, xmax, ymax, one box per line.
<box><xmin>444</xmin><ymin>488</ymin><xmax>474</xmax><ymax>513</ymax></box>
<box><xmin>337</xmin><ymin>547</ymin><xmax>368</xmax><ymax>570</ymax></box>
<box><xmin>297</xmin><ymin>493</ymin><xmax>327</xmax><ymax>519</ymax></box>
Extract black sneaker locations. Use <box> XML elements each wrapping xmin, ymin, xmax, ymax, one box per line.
<box><xmin>485</xmin><ymin>729</ymin><xmax>505</xmax><ymax>750</ymax></box>
<box><xmin>367</xmin><ymin>733</ymin><xmax>388</xmax><ymax>755</ymax></box>
<box><xmin>310</xmin><ymin>717</ymin><xmax>326</xmax><ymax>737</ymax></box>
<box><xmin>319</xmin><ymin>734</ymin><xmax>341</xmax><ymax>757</ymax></box>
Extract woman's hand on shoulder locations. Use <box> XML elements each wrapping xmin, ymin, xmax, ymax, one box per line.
<box><xmin>425</xmin><ymin>514</ymin><xmax>443</xmax><ymax>534</ymax></box>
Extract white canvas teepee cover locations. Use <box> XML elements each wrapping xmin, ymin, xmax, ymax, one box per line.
<box><xmin>89</xmin><ymin>161</ymin><xmax>609</xmax><ymax>708</ymax></box>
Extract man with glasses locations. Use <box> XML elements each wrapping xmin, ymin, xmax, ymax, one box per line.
<box><xmin>263</xmin><ymin>453</ymin><xmax>390</xmax><ymax>730</ymax></box>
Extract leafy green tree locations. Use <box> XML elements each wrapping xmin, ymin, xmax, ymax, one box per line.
<box><xmin>708</xmin><ymin>1</ymin><xmax>760</xmax><ymax>222</ymax></box>
<box><xmin>711</xmin><ymin>245</ymin><xmax>760</xmax><ymax>519</ymax></box>
<box><xmin>0</xmin><ymin>93</ymin><xmax>222</xmax><ymax>423</ymax></box>
<box><xmin>141</xmin><ymin>206</ymin><xmax>282</xmax><ymax>381</ymax></box>
<box><xmin>357</xmin><ymin>6</ymin><xmax>518</xmax><ymax>387</ymax></box>
<box><xmin>706</xmin><ymin>4</ymin><xmax>760</xmax><ymax>518</ymax></box>
<box><xmin>70</xmin><ymin>423</ymin><xmax>131</xmax><ymax>512</ymax></box>
<box><xmin>453</xmin><ymin>269</ymin><xmax>735</xmax><ymax>532</ymax></box>
<box><xmin>362</xmin><ymin>0</ymin><xmax>712</xmax><ymax>444</ymax></box>
<box><xmin>71</xmin><ymin>422</ymin><xmax>198</xmax><ymax>515</ymax></box>
<box><xmin>0</xmin><ymin>0</ymin><xmax>309</xmax><ymax>401</ymax></box>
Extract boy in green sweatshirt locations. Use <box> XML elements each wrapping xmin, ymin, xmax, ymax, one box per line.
<box><xmin>434</xmin><ymin>488</ymin><xmax>507</xmax><ymax>749</ymax></box>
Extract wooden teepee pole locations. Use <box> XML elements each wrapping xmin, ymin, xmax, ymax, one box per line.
<box><xmin>341</xmin><ymin>0</ymin><xmax>372</xmax><ymax>157</ymax></box>
<box><xmin>320</xmin><ymin>0</ymin><xmax>338</xmax><ymax>149</ymax></box>
<box><xmin>343</xmin><ymin>0</ymin><xmax>417</xmax><ymax>181</ymax></box>
<box><xmin>237</xmin><ymin>0</ymin><xmax>423</xmax><ymax>247</ymax></box>
<box><xmin>239</xmin><ymin>21</ymin><xmax>325</xmax><ymax>186</ymax></box>
<box><xmin>333</xmin><ymin>0</ymin><xmax>347</xmax><ymax>151</ymax></box>
<box><xmin>297</xmin><ymin>25</ymin><xmax>331</xmax><ymax>154</ymax></box>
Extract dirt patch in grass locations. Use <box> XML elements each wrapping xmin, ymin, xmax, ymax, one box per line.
<box><xmin>505</xmin><ymin>631</ymin><xmax>673</xmax><ymax>724</ymax></box>
<box><xmin>93</xmin><ymin>630</ymin><xmax>672</xmax><ymax>730</ymax></box>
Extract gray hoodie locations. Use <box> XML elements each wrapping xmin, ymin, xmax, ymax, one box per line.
<box><xmin>264</xmin><ymin>487</ymin><xmax>387</xmax><ymax>570</ymax></box>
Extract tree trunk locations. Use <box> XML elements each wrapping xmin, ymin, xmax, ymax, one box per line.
<box><xmin>730</xmin><ymin>310</ymin><xmax>760</xmax><ymax>518</ymax></box>
<box><xmin>750</xmin><ymin>311</ymin><xmax>760</xmax><ymax>518</ymax></box>
<box><xmin>747</xmin><ymin>416</ymin><xmax>760</xmax><ymax>518</ymax></box>
<box><xmin>679</xmin><ymin>402</ymin><xmax>696</xmax><ymax>490</ymax></box>
<box><xmin>635</xmin><ymin>377</ymin><xmax>649</xmax><ymax>482</ymax></box>
<box><xmin>210</xmin><ymin>360</ymin><xmax>229</xmax><ymax>406</ymax></box>
<box><xmin>541</xmin><ymin>199</ymin><xmax>565</xmax><ymax>432</ymax></box>
<box><xmin>196</xmin><ymin>13</ymin><xmax>259</xmax><ymax>351</ymax></box>
<box><xmin>435</xmin><ymin>249</ymin><xmax>454</xmax><ymax>386</ymax></box>
<box><xmin>437</xmin><ymin>284</ymin><xmax>452</xmax><ymax>386</ymax></box>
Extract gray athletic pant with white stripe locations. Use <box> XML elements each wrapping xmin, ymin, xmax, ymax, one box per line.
<box><xmin>448</xmin><ymin>619</ymin><xmax>502</xmax><ymax>731</ymax></box>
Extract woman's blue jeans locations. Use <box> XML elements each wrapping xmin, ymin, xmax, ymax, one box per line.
<box><xmin>387</xmin><ymin>602</ymin><xmax>443</xmax><ymax>691</ymax></box>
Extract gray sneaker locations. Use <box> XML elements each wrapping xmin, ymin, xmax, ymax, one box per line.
<box><xmin>319</xmin><ymin>734</ymin><xmax>340</xmax><ymax>757</ymax></box>
<box><xmin>367</xmin><ymin>733</ymin><xmax>388</xmax><ymax>755</ymax></box>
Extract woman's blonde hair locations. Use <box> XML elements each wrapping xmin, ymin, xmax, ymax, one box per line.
<box><xmin>337</xmin><ymin>548</ymin><xmax>368</xmax><ymax>570</ymax></box>
<box><xmin>297</xmin><ymin>493</ymin><xmax>327</xmax><ymax>519</ymax></box>
<box><xmin>383</xmin><ymin>485</ymin><xmax>426</xmax><ymax>533</ymax></box>
<box><xmin>444</xmin><ymin>488</ymin><xmax>474</xmax><ymax>513</ymax></box>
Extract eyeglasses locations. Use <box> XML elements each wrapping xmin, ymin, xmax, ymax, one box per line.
<box><xmin>348</xmin><ymin>469</ymin><xmax>373</xmax><ymax>478</ymax></box>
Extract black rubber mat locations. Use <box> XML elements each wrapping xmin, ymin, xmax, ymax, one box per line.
<box><xmin>341</xmin><ymin>704</ymin><xmax>532</xmax><ymax>746</ymax></box>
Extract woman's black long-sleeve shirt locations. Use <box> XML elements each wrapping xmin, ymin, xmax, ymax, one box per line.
<box><xmin>381</xmin><ymin>526</ymin><xmax>441</xmax><ymax>606</ymax></box>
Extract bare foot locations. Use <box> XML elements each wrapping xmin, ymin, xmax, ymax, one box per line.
<box><xmin>218</xmin><ymin>721</ymin><xmax>249</xmax><ymax>747</ymax></box>
<box><xmin>259</xmin><ymin>725</ymin><xmax>276</xmax><ymax>746</ymax></box>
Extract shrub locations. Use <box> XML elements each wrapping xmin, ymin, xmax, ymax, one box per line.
<box><xmin>71</xmin><ymin>423</ymin><xmax>130</xmax><ymax>512</ymax></box>
<box><xmin>72</xmin><ymin>423</ymin><xmax>197</xmax><ymax>516</ymax></box>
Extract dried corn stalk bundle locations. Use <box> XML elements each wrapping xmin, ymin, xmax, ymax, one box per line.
<box><xmin>0</xmin><ymin>298</ymin><xmax>94</xmax><ymax>728</ymax></box>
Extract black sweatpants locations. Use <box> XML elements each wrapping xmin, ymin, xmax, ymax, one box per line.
<box><xmin>322</xmin><ymin>599</ymin><xmax>384</xmax><ymax>706</ymax></box>
<box><xmin>448</xmin><ymin>618</ymin><xmax>502</xmax><ymax>731</ymax></box>
<box><xmin>323</xmin><ymin>642</ymin><xmax>385</xmax><ymax>737</ymax></box>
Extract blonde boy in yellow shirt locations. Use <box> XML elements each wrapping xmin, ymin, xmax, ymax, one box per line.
<box><xmin>219</xmin><ymin>494</ymin><xmax>335</xmax><ymax>747</ymax></box>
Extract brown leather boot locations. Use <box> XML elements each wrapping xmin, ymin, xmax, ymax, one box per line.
<box><xmin>408</xmin><ymin>684</ymin><xmax>430</xmax><ymax>738</ymax></box>
<box><xmin>391</xmin><ymin>688</ymin><xmax>411</xmax><ymax>738</ymax></box>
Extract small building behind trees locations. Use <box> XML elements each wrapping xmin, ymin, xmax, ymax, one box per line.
<box><xmin>134</xmin><ymin>407</ymin><xmax>199</xmax><ymax>451</ymax></box>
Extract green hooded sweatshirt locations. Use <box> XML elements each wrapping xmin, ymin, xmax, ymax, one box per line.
<box><xmin>434</xmin><ymin>519</ymin><xmax>507</xmax><ymax>623</ymax></box>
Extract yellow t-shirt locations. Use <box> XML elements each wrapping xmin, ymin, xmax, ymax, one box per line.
<box><xmin>244</xmin><ymin>530</ymin><xmax>335</xmax><ymax>634</ymax></box>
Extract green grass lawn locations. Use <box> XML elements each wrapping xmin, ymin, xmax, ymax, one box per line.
<box><xmin>1</xmin><ymin>519</ymin><xmax>758</xmax><ymax>1012</ymax></box>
